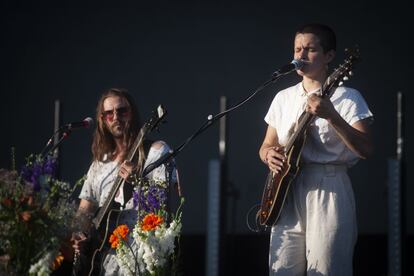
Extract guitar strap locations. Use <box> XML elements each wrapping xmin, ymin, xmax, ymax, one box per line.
<box><xmin>122</xmin><ymin>139</ymin><xmax>153</xmax><ymax>205</ymax></box>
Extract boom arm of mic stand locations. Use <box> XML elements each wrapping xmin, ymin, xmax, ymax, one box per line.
<box><xmin>43</xmin><ymin>129</ymin><xmax>72</xmax><ymax>157</ymax></box>
<box><xmin>40</xmin><ymin>124</ymin><xmax>77</xmax><ymax>157</ymax></box>
<box><xmin>141</xmin><ymin>74</ymin><xmax>282</xmax><ymax>178</ymax></box>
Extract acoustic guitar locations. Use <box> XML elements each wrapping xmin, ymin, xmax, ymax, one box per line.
<box><xmin>258</xmin><ymin>48</ymin><xmax>360</xmax><ymax>227</ymax></box>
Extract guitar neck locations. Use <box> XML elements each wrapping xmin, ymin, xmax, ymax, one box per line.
<box><xmin>284</xmin><ymin>84</ymin><xmax>338</xmax><ymax>153</ymax></box>
<box><xmin>126</xmin><ymin>129</ymin><xmax>145</xmax><ymax>162</ymax></box>
<box><xmin>93</xmin><ymin>176</ymin><xmax>125</xmax><ymax>229</ymax></box>
<box><xmin>284</xmin><ymin>111</ymin><xmax>314</xmax><ymax>153</ymax></box>
<box><xmin>90</xmin><ymin>104</ymin><xmax>167</xmax><ymax>230</ymax></box>
<box><xmin>92</xmin><ymin>130</ymin><xmax>145</xmax><ymax>229</ymax></box>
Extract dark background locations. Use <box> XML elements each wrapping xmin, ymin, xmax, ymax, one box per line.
<box><xmin>1</xmin><ymin>1</ymin><xmax>411</xmax><ymax>275</ymax></box>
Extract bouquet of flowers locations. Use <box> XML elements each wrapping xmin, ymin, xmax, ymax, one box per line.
<box><xmin>0</xmin><ymin>154</ymin><xmax>78</xmax><ymax>275</ymax></box>
<box><xmin>109</xmin><ymin>178</ymin><xmax>184</xmax><ymax>276</ymax></box>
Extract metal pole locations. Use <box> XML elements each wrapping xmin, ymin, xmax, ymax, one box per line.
<box><xmin>53</xmin><ymin>100</ymin><xmax>61</xmax><ymax>178</ymax></box>
<box><xmin>388</xmin><ymin>91</ymin><xmax>405</xmax><ymax>276</ymax></box>
<box><xmin>206</xmin><ymin>96</ymin><xmax>229</xmax><ymax>276</ymax></box>
<box><xmin>53</xmin><ymin>100</ymin><xmax>61</xmax><ymax>158</ymax></box>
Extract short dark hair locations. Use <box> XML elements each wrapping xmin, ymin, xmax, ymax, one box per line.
<box><xmin>296</xmin><ymin>23</ymin><xmax>336</xmax><ymax>52</ymax></box>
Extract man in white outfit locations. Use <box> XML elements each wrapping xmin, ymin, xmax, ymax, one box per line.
<box><xmin>259</xmin><ymin>24</ymin><xmax>373</xmax><ymax>275</ymax></box>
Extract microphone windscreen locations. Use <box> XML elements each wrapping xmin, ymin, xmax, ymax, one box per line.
<box><xmin>83</xmin><ymin>117</ymin><xmax>94</xmax><ymax>128</ymax></box>
<box><xmin>291</xmin><ymin>59</ymin><xmax>306</xmax><ymax>70</ymax></box>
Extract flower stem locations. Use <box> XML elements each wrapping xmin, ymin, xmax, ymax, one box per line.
<box><xmin>11</xmin><ymin>146</ymin><xmax>16</xmax><ymax>171</ymax></box>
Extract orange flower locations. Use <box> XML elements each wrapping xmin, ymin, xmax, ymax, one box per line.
<box><xmin>20</xmin><ymin>211</ymin><xmax>31</xmax><ymax>222</ymax></box>
<box><xmin>18</xmin><ymin>196</ymin><xmax>34</xmax><ymax>207</ymax></box>
<box><xmin>109</xmin><ymin>224</ymin><xmax>129</xmax><ymax>249</ymax></box>
<box><xmin>27</xmin><ymin>195</ymin><xmax>34</xmax><ymax>206</ymax></box>
<box><xmin>1</xmin><ymin>198</ymin><xmax>12</xmax><ymax>207</ymax></box>
<box><xmin>141</xmin><ymin>213</ymin><xmax>164</xmax><ymax>231</ymax></box>
<box><xmin>52</xmin><ymin>252</ymin><xmax>64</xmax><ymax>270</ymax></box>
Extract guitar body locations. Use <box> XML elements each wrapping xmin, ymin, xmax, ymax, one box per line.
<box><xmin>88</xmin><ymin>209</ymin><xmax>121</xmax><ymax>276</ymax></box>
<box><xmin>73</xmin><ymin>208</ymin><xmax>121</xmax><ymax>276</ymax></box>
<box><xmin>258</xmin><ymin>131</ymin><xmax>307</xmax><ymax>227</ymax></box>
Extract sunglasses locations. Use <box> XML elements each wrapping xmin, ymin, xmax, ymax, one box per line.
<box><xmin>102</xmin><ymin>106</ymin><xmax>131</xmax><ymax>121</ymax></box>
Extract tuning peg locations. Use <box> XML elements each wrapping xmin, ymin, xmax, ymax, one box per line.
<box><xmin>343</xmin><ymin>76</ymin><xmax>349</xmax><ymax>81</ymax></box>
<box><xmin>349</xmin><ymin>71</ymin><xmax>353</xmax><ymax>76</ymax></box>
<box><xmin>338</xmin><ymin>81</ymin><xmax>344</xmax><ymax>86</ymax></box>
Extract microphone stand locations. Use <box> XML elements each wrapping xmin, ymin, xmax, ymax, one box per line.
<box><xmin>141</xmin><ymin>72</ymin><xmax>285</xmax><ymax>178</ymax></box>
<box><xmin>39</xmin><ymin>128</ymin><xmax>61</xmax><ymax>157</ymax></box>
<box><xmin>137</xmin><ymin>70</ymin><xmax>287</xmax><ymax>275</ymax></box>
<box><xmin>41</xmin><ymin>128</ymin><xmax>72</xmax><ymax>158</ymax></box>
<box><xmin>40</xmin><ymin>121</ymin><xmax>88</xmax><ymax>158</ymax></box>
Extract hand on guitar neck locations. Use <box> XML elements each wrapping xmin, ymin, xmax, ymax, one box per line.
<box><xmin>262</xmin><ymin>146</ymin><xmax>286</xmax><ymax>174</ymax></box>
<box><xmin>118</xmin><ymin>160</ymin><xmax>138</xmax><ymax>183</ymax></box>
<box><xmin>305</xmin><ymin>93</ymin><xmax>337</xmax><ymax>120</ymax></box>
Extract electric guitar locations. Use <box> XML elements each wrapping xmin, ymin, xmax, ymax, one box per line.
<box><xmin>257</xmin><ymin>48</ymin><xmax>360</xmax><ymax>227</ymax></box>
<box><xmin>73</xmin><ymin>105</ymin><xmax>167</xmax><ymax>275</ymax></box>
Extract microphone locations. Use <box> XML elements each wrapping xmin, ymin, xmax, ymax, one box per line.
<box><xmin>40</xmin><ymin>117</ymin><xmax>94</xmax><ymax>157</ymax></box>
<box><xmin>273</xmin><ymin>59</ymin><xmax>306</xmax><ymax>77</ymax></box>
<box><xmin>62</xmin><ymin>117</ymin><xmax>94</xmax><ymax>130</ymax></box>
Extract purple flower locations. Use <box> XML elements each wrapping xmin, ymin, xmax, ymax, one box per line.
<box><xmin>43</xmin><ymin>157</ymin><xmax>57</xmax><ymax>176</ymax></box>
<box><xmin>133</xmin><ymin>191</ymin><xmax>140</xmax><ymax>209</ymax></box>
<box><xmin>20</xmin><ymin>155</ymin><xmax>58</xmax><ymax>192</ymax></box>
<box><xmin>20</xmin><ymin>165</ymin><xmax>31</xmax><ymax>181</ymax></box>
<box><xmin>133</xmin><ymin>182</ymin><xmax>168</xmax><ymax>218</ymax></box>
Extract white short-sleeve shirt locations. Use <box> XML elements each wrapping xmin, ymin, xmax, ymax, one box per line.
<box><xmin>79</xmin><ymin>140</ymin><xmax>176</xmax><ymax>208</ymax></box>
<box><xmin>264</xmin><ymin>82</ymin><xmax>373</xmax><ymax>167</ymax></box>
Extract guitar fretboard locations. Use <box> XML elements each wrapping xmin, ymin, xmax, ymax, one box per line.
<box><xmin>92</xmin><ymin>127</ymin><xmax>147</xmax><ymax>229</ymax></box>
<box><xmin>284</xmin><ymin>69</ymin><xmax>344</xmax><ymax>153</ymax></box>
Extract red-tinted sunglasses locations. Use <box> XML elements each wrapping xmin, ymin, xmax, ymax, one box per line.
<box><xmin>102</xmin><ymin>106</ymin><xmax>131</xmax><ymax>121</ymax></box>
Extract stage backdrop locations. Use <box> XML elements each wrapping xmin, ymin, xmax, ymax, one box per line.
<box><xmin>1</xmin><ymin>1</ymin><xmax>411</xmax><ymax>237</ymax></box>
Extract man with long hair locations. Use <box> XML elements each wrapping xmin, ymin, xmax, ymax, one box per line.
<box><xmin>71</xmin><ymin>88</ymin><xmax>176</xmax><ymax>275</ymax></box>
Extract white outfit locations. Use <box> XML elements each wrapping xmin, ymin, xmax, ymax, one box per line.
<box><xmin>79</xmin><ymin>141</ymin><xmax>176</xmax><ymax>275</ymax></box>
<box><xmin>264</xmin><ymin>82</ymin><xmax>373</xmax><ymax>275</ymax></box>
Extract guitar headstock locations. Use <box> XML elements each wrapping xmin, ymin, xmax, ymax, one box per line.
<box><xmin>322</xmin><ymin>46</ymin><xmax>361</xmax><ymax>97</ymax></box>
<box><xmin>142</xmin><ymin>105</ymin><xmax>167</xmax><ymax>135</ymax></box>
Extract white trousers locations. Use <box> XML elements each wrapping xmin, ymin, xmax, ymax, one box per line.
<box><xmin>269</xmin><ymin>164</ymin><xmax>357</xmax><ymax>276</ymax></box>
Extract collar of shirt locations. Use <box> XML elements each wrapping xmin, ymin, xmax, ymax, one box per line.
<box><xmin>299</xmin><ymin>82</ymin><xmax>322</xmax><ymax>97</ymax></box>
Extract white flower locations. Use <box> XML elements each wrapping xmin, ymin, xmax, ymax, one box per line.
<box><xmin>115</xmin><ymin>243</ymin><xmax>136</xmax><ymax>276</ymax></box>
<box><xmin>29</xmin><ymin>250</ymin><xmax>57</xmax><ymax>276</ymax></box>
<box><xmin>115</xmin><ymin>216</ymin><xmax>182</xmax><ymax>274</ymax></box>
<box><xmin>111</xmin><ymin>180</ymin><xmax>184</xmax><ymax>275</ymax></box>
